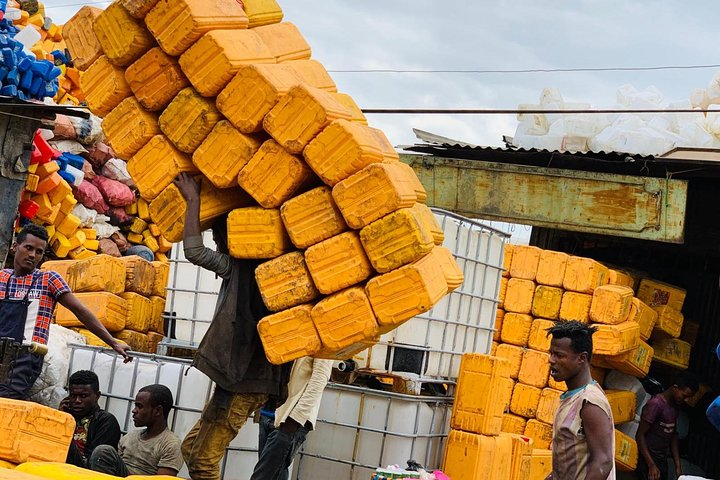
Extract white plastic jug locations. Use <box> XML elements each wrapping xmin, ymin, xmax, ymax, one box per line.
<box><xmin>14</xmin><ymin>25</ymin><xmax>41</xmax><ymax>50</ymax></box>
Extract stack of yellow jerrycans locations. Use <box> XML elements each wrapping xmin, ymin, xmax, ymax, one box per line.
<box><xmin>41</xmin><ymin>253</ymin><xmax>168</xmax><ymax>353</ymax></box>
<box><xmin>62</xmin><ymin>0</ymin><xmax>464</xmax><ymax>363</ymax></box>
<box><xmin>487</xmin><ymin>244</ymin><xmax>692</xmax><ymax>476</ymax></box>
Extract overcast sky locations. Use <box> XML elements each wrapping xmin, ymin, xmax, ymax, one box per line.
<box><xmin>44</xmin><ymin>1</ymin><xmax>720</xmax><ymax>150</ymax></box>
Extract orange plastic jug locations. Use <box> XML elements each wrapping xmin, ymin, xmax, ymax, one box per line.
<box><xmin>192</xmin><ymin>120</ymin><xmax>264</xmax><ymax>189</ymax></box>
<box><xmin>280</xmin><ymin>186</ymin><xmax>347</xmax><ymax>249</ymax></box>
<box><xmin>93</xmin><ymin>1</ymin><xmax>155</xmax><ymax>67</ymax></box>
<box><xmin>227</xmin><ymin>207</ymin><xmax>293</xmax><ymax>259</ymax></box>
<box><xmin>589</xmin><ymin>285</ymin><xmax>634</xmax><ymax>325</ymax></box>
<box><xmin>536</xmin><ymin>250</ymin><xmax>568</xmax><ymax>287</ymax></box>
<box><xmin>257</xmin><ymin>304</ymin><xmax>322</xmax><ymax>364</ymax></box>
<box><xmin>80</xmin><ymin>56</ymin><xmax>132</xmax><ymax>117</ymax></box>
<box><xmin>128</xmin><ymin>135</ymin><xmax>199</xmax><ymax>201</ymax></box>
<box><xmin>120</xmin><ymin>292</ymin><xmax>152</xmax><ymax>333</ymax></box>
<box><xmin>255</xmin><ymin>252</ymin><xmax>320</xmax><ymax>312</ymax></box>
<box><xmin>304</xmin><ymin>231</ymin><xmax>373</xmax><ymax>295</ymax></box>
<box><xmin>238</xmin><ymin>140</ymin><xmax>315</xmax><ymax>208</ymax></box>
<box><xmin>125</xmin><ymin>47</ymin><xmax>189</xmax><ymax>111</ymax></box>
<box><xmin>0</xmin><ymin>400</ymin><xmax>74</xmax><ymax>463</ymax></box>
<box><xmin>55</xmin><ymin>292</ymin><xmax>127</xmax><ymax>332</ymax></box>
<box><xmin>67</xmin><ymin>254</ymin><xmax>126</xmax><ymax>294</ymax></box>
<box><xmin>63</xmin><ymin>6</ymin><xmax>103</xmax><ymax>71</ymax></box>
<box><xmin>253</xmin><ymin>22</ymin><xmax>310</xmax><ymax>63</ymax></box>
<box><xmin>158</xmin><ymin>88</ymin><xmax>222</xmax><ymax>154</ymax></box>
<box><xmin>102</xmin><ymin>97</ymin><xmax>160</xmax><ymax>160</ymax></box>
<box><xmin>531</xmin><ymin>285</ymin><xmax>562</xmax><ymax>320</ymax></box>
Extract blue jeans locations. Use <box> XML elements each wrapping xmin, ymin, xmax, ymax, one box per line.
<box><xmin>251</xmin><ymin>415</ymin><xmax>309</xmax><ymax>480</ymax></box>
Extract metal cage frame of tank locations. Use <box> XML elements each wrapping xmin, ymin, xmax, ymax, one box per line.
<box><xmin>158</xmin><ymin>208</ymin><xmax>510</xmax><ymax>383</ymax></box>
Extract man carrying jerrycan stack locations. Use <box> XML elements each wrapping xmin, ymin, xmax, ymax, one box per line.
<box><xmin>0</xmin><ymin>224</ymin><xmax>131</xmax><ymax>399</ymax></box>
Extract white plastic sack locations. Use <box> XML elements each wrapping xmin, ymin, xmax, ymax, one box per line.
<box><xmin>49</xmin><ymin>140</ymin><xmax>88</xmax><ymax>156</ymax></box>
<box><xmin>71</xmin><ymin>203</ymin><xmax>98</xmax><ymax>228</ymax></box>
<box><xmin>101</xmin><ymin>158</ymin><xmax>134</xmax><ymax>187</ymax></box>
<box><xmin>93</xmin><ymin>220</ymin><xmax>120</xmax><ymax>239</ymax></box>
<box><xmin>604</xmin><ymin>370</ymin><xmax>650</xmax><ymax>415</ymax></box>
<box><xmin>27</xmin><ymin>324</ymin><xmax>87</xmax><ymax>408</ymax></box>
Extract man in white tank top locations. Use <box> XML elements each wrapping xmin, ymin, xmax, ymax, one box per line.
<box><xmin>546</xmin><ymin>321</ymin><xmax>615</xmax><ymax>480</ymax></box>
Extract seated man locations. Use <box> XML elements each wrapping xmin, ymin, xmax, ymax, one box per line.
<box><xmin>62</xmin><ymin>370</ymin><xmax>121</xmax><ymax>468</ymax></box>
<box><xmin>90</xmin><ymin>384</ymin><xmax>184</xmax><ymax>477</ymax></box>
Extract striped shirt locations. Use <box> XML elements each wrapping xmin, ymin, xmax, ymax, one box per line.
<box><xmin>552</xmin><ymin>381</ymin><xmax>616</xmax><ymax>480</ymax></box>
<box><xmin>0</xmin><ymin>269</ymin><xmax>71</xmax><ymax>344</ymax></box>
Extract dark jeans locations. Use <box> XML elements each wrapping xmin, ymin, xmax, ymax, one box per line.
<box><xmin>251</xmin><ymin>415</ymin><xmax>309</xmax><ymax>480</ymax></box>
<box><xmin>0</xmin><ymin>353</ymin><xmax>43</xmax><ymax>399</ymax></box>
<box><xmin>637</xmin><ymin>453</ymin><xmax>669</xmax><ymax>480</ymax></box>
<box><xmin>89</xmin><ymin>445</ymin><xmax>129</xmax><ymax>477</ymax></box>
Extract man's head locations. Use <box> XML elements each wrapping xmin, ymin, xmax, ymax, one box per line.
<box><xmin>67</xmin><ymin>370</ymin><xmax>101</xmax><ymax>419</ymax></box>
<box><xmin>211</xmin><ymin>215</ymin><xmax>229</xmax><ymax>254</ymax></box>
<box><xmin>132</xmin><ymin>384</ymin><xmax>174</xmax><ymax>428</ymax></box>
<box><xmin>668</xmin><ymin>371</ymin><xmax>700</xmax><ymax>406</ymax></box>
<box><xmin>13</xmin><ymin>224</ymin><xmax>49</xmax><ymax>275</ymax></box>
<box><xmin>547</xmin><ymin>321</ymin><xmax>598</xmax><ymax>383</ymax></box>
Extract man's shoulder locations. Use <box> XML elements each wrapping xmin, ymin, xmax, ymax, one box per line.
<box><xmin>94</xmin><ymin>409</ymin><xmax>121</xmax><ymax>424</ymax></box>
<box><xmin>158</xmin><ymin>427</ymin><xmax>182</xmax><ymax>446</ymax></box>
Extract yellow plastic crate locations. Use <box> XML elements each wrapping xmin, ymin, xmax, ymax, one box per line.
<box><xmin>55</xmin><ymin>292</ymin><xmax>127</xmax><ymax>333</ymax></box>
<box><xmin>178</xmin><ymin>29</ymin><xmax>275</xmax><ymax>97</ymax></box>
<box><xmin>536</xmin><ymin>250</ymin><xmax>568</xmax><ymax>287</ymax></box>
<box><xmin>598</xmin><ymin>340</ymin><xmax>654</xmax><ymax>378</ymax></box>
<box><xmin>128</xmin><ymin>134</ymin><xmax>198</xmax><ymax>201</ymax></box>
<box><xmin>0</xmin><ymin>399</ymin><xmax>74</xmax><ymax>463</ymax></box>
<box><xmin>504</xmin><ymin>278</ymin><xmax>535</xmax><ymax>314</ymax></box>
<box><xmin>238</xmin><ymin>139</ymin><xmax>314</xmax><ymax>209</ymax></box>
<box><xmin>311</xmin><ymin>287</ymin><xmax>380</xmax><ymax>360</ymax></box>
<box><xmin>263</xmin><ymin>85</ymin><xmax>352</xmax><ymax>154</ymax></box>
<box><xmin>606</xmin><ymin>390</ymin><xmax>636</xmax><ymax>424</ymax></box>
<box><xmin>93</xmin><ymin>1</ymin><xmax>155</xmax><ymax>67</ymax></box>
<box><xmin>442</xmin><ymin>430</ymin><xmax>510</xmax><ymax>480</ymax></box>
<box><xmin>145</xmin><ymin>0</ymin><xmax>248</xmax><ymax>56</ymax></box>
<box><xmin>593</xmin><ymin>321</ymin><xmax>640</xmax><ymax>356</ymax></box>
<box><xmin>451</xmin><ymin>354</ymin><xmax>511</xmax><ymax>436</ymax></box>
<box><xmin>304</xmin><ymin>119</ymin><xmax>385</xmax><ymax>186</ymax></box>
<box><xmin>529</xmin><ymin>449</ymin><xmax>553</xmax><ymax>480</ymax></box>
<box><xmin>523</xmin><ymin>419</ymin><xmax>553</xmax><ymax>450</ymax></box>
<box><xmin>536</xmin><ymin>387</ymin><xmax>563</xmax><ymax>425</ymax></box>
<box><xmin>559</xmin><ymin>291</ymin><xmax>592</xmax><ymax>323</ymax></box>
<box><xmin>151</xmin><ymin>261</ymin><xmax>169</xmax><ymax>298</ymax></box>
<box><xmin>332</xmin><ymin>162</ymin><xmax>418</xmax><ymax>229</ymax></box>
<box><xmin>563</xmin><ymin>256</ymin><xmax>609</xmax><ymax>294</ymax></box>
<box><xmin>216</xmin><ymin>63</ymin><xmax>301</xmax><ymax>133</ymax></box>
<box><xmin>652</xmin><ymin>337</ymin><xmax>691</xmax><ymax>370</ymax></box>
<box><xmin>509</xmin><ymin>245</ymin><xmax>541</xmax><ymax>280</ymax></box>
<box><xmin>359</xmin><ymin>207</ymin><xmax>434</xmax><ymax>274</ymax></box>
<box><xmin>119</xmin><ymin>255</ymin><xmax>155</xmax><ymax>296</ymax></box>
<box><xmin>149</xmin><ymin>179</ymin><xmax>253</xmax><ymax>243</ymax></box>
<box><xmin>257</xmin><ymin>304</ymin><xmax>321</xmax><ymax>364</ymax></box>
<box><xmin>510</xmin><ymin>383</ymin><xmax>542</xmax><ymax>419</ymax></box>
<box><xmin>589</xmin><ymin>285</ymin><xmax>634</xmax><ymax>325</ymax></box>
<box><xmin>67</xmin><ymin>254</ymin><xmax>126</xmax><ymax>294</ymax></box>
<box><xmin>652</xmin><ymin>305</ymin><xmax>684</xmax><ymax>339</ymax></box>
<box><xmin>80</xmin><ymin>56</ymin><xmax>132</xmax><ymax>117</ymax></box>
<box><xmin>500</xmin><ymin>313</ymin><xmax>533</xmax><ymax>347</ymax></box>
<box><xmin>255</xmin><ymin>252</ymin><xmax>319</xmax><ymax>312</ymax></box>
<box><xmin>253</xmin><ymin>22</ymin><xmax>310</xmax><ymax>62</ymax></box>
<box><xmin>501</xmin><ymin>413</ymin><xmax>527</xmax><ymax>436</ymax></box>
<box><xmin>63</xmin><ymin>6</ymin><xmax>103</xmax><ymax>71</ymax></box>
<box><xmin>159</xmin><ymin>87</ymin><xmax>222</xmax><ymax>154</ymax></box>
<box><xmin>365</xmin><ymin>251</ymin><xmax>448</xmax><ymax>333</ymax></box>
<box><xmin>614</xmin><ymin>429</ymin><xmax>638</xmax><ymax>471</ymax></box>
<box><xmin>518</xmin><ymin>349</ymin><xmax>550</xmax><ymax>389</ymax></box>
<box><xmin>125</xmin><ymin>47</ymin><xmax>190</xmax><ymax>111</ymax></box>
<box><xmin>637</xmin><ymin>278</ymin><xmax>686</xmax><ymax>311</ymax></box>
<box><xmin>528</xmin><ymin>318</ymin><xmax>555</xmax><ymax>353</ymax></box>
<box><xmin>192</xmin><ymin>120</ymin><xmax>263</xmax><ymax>190</ymax></box>
<box><xmin>531</xmin><ymin>285</ymin><xmax>562</xmax><ymax>320</ymax></box>
<box><xmin>628</xmin><ymin>297</ymin><xmax>658</xmax><ymax>341</ymax></box>
<box><xmin>280</xmin><ymin>186</ymin><xmax>347</xmax><ymax>249</ymax></box>
<box><xmin>120</xmin><ymin>292</ymin><xmax>152</xmax><ymax>333</ymax></box>
<box><xmin>305</xmin><ymin>231</ymin><xmax>373</xmax><ymax>295</ymax></box>
<box><xmin>227</xmin><ymin>207</ymin><xmax>293</xmax><ymax>259</ymax></box>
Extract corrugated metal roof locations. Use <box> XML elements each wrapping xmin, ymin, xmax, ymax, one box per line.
<box><xmin>399</xmin><ymin>129</ymin><xmax>720</xmax><ymax>179</ymax></box>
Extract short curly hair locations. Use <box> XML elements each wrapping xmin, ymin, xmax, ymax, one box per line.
<box><xmin>68</xmin><ymin>370</ymin><xmax>100</xmax><ymax>393</ymax></box>
<box><xmin>16</xmin><ymin>223</ymin><xmax>49</xmax><ymax>245</ymax></box>
<box><xmin>546</xmin><ymin>320</ymin><xmax>598</xmax><ymax>361</ymax></box>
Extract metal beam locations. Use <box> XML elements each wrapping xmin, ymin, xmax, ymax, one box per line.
<box><xmin>402</xmin><ymin>154</ymin><xmax>688</xmax><ymax>243</ymax></box>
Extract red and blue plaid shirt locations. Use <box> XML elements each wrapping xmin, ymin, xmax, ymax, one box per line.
<box><xmin>0</xmin><ymin>268</ymin><xmax>71</xmax><ymax>344</ymax></box>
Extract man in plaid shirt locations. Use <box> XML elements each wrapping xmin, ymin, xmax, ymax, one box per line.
<box><xmin>0</xmin><ymin>224</ymin><xmax>131</xmax><ymax>399</ymax></box>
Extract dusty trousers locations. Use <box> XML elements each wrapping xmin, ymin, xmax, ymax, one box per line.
<box><xmin>182</xmin><ymin>387</ymin><xmax>267</xmax><ymax>480</ymax></box>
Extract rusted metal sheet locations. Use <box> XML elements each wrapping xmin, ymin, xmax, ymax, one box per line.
<box><xmin>402</xmin><ymin>154</ymin><xmax>687</xmax><ymax>243</ymax></box>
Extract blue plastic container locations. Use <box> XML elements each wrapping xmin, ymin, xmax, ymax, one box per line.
<box><xmin>707</xmin><ymin>395</ymin><xmax>720</xmax><ymax>432</ymax></box>
<box><xmin>715</xmin><ymin>342</ymin><xmax>720</xmax><ymax>361</ymax></box>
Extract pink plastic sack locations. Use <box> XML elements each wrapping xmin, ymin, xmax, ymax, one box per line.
<box><xmin>82</xmin><ymin>160</ymin><xmax>96</xmax><ymax>182</ymax></box>
<box><xmin>92</xmin><ymin>175</ymin><xmax>135</xmax><ymax>207</ymax></box>
<box><xmin>98</xmin><ymin>238</ymin><xmax>122</xmax><ymax>257</ymax></box>
<box><xmin>111</xmin><ymin>231</ymin><xmax>130</xmax><ymax>254</ymax></box>
<box><xmin>86</xmin><ymin>142</ymin><xmax>114</xmax><ymax>168</ymax></box>
<box><xmin>73</xmin><ymin>180</ymin><xmax>109</xmax><ymax>214</ymax></box>
<box><xmin>107</xmin><ymin>206</ymin><xmax>133</xmax><ymax>226</ymax></box>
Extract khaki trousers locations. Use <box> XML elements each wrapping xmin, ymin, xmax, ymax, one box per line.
<box><xmin>182</xmin><ymin>388</ymin><xmax>268</xmax><ymax>480</ymax></box>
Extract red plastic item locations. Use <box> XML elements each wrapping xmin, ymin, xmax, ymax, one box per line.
<box><xmin>32</xmin><ymin>131</ymin><xmax>61</xmax><ymax>165</ymax></box>
<box><xmin>18</xmin><ymin>199</ymin><xmax>40</xmax><ymax>219</ymax></box>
